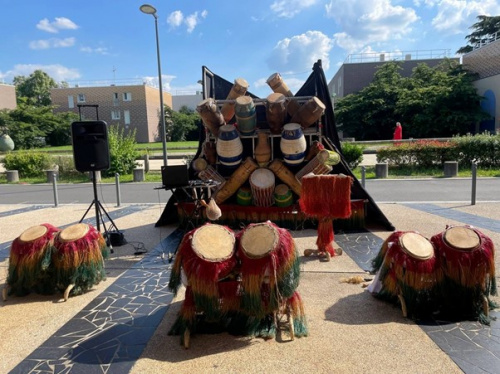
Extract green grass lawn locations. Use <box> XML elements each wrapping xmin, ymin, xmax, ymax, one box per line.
<box><xmin>352</xmin><ymin>165</ymin><xmax>500</xmax><ymax>179</ymax></box>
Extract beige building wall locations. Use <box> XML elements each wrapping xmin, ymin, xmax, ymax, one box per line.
<box><xmin>0</xmin><ymin>84</ymin><xmax>16</xmax><ymax>110</ymax></box>
<box><xmin>51</xmin><ymin>84</ymin><xmax>172</xmax><ymax>143</ymax></box>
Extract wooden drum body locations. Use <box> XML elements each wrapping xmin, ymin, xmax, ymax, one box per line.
<box><xmin>280</xmin><ymin>123</ymin><xmax>306</xmax><ymax>166</ymax></box>
<box><xmin>197</xmin><ymin>98</ymin><xmax>225</xmax><ymax>137</ymax></box>
<box><xmin>266</xmin><ymin>92</ymin><xmax>287</xmax><ymax>134</ymax></box>
<box><xmin>250</xmin><ymin>168</ymin><xmax>275</xmax><ymax>207</ymax></box>
<box><xmin>371</xmin><ymin>231</ymin><xmax>440</xmax><ymax>317</ymax></box>
<box><xmin>234</xmin><ymin>96</ymin><xmax>256</xmax><ymax>136</ymax></box>
<box><xmin>6</xmin><ymin>223</ymin><xmax>60</xmax><ymax>297</ymax></box>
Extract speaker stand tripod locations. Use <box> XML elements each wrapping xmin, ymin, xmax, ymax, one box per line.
<box><xmin>80</xmin><ymin>170</ymin><xmax>120</xmax><ymax>253</ymax></box>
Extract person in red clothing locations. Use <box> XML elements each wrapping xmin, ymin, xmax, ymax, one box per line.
<box><xmin>393</xmin><ymin>122</ymin><xmax>402</xmax><ymax>145</ymax></box>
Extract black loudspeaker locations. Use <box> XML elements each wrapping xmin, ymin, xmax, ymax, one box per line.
<box><xmin>71</xmin><ymin>121</ymin><xmax>110</xmax><ymax>172</ymax></box>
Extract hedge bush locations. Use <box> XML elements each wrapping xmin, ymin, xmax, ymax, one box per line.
<box><xmin>104</xmin><ymin>125</ymin><xmax>139</xmax><ymax>177</ymax></box>
<box><xmin>376</xmin><ymin>134</ymin><xmax>500</xmax><ymax>168</ymax></box>
<box><xmin>341</xmin><ymin>142</ymin><xmax>364</xmax><ymax>169</ymax></box>
<box><xmin>4</xmin><ymin>151</ymin><xmax>53</xmax><ymax>177</ymax></box>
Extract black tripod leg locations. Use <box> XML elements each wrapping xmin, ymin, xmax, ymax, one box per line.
<box><xmin>79</xmin><ymin>200</ymin><xmax>95</xmax><ymax>223</ymax></box>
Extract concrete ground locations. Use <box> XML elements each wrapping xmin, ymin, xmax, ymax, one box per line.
<box><xmin>0</xmin><ymin>200</ymin><xmax>498</xmax><ymax>373</ymax></box>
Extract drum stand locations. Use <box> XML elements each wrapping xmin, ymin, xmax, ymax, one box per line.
<box><xmin>79</xmin><ymin>170</ymin><xmax>120</xmax><ymax>253</ymax></box>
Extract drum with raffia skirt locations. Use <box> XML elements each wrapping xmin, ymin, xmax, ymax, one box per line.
<box><xmin>236</xmin><ymin>221</ymin><xmax>307</xmax><ymax>337</ymax></box>
<box><xmin>249</xmin><ymin>168</ymin><xmax>275</xmax><ymax>207</ymax></box>
<box><xmin>430</xmin><ymin>225</ymin><xmax>497</xmax><ymax>322</ymax></box>
<box><xmin>5</xmin><ymin>223</ymin><xmax>60</xmax><ymax>298</ymax></box>
<box><xmin>368</xmin><ymin>231</ymin><xmax>441</xmax><ymax>318</ymax></box>
<box><xmin>51</xmin><ymin>223</ymin><xmax>108</xmax><ymax>300</ymax></box>
<box><xmin>280</xmin><ymin>123</ymin><xmax>307</xmax><ymax>166</ymax></box>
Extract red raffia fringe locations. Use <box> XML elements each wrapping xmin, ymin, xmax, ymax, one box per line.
<box><xmin>299</xmin><ymin>174</ymin><xmax>352</xmax><ymax>218</ymax></box>
<box><xmin>10</xmin><ymin>223</ymin><xmax>60</xmax><ymax>271</ymax></box>
<box><xmin>317</xmin><ymin>218</ymin><xmax>335</xmax><ymax>256</ymax></box>
<box><xmin>431</xmin><ymin>226</ymin><xmax>496</xmax><ymax>291</ymax></box>
<box><xmin>176</xmin><ymin>223</ymin><xmax>237</xmax><ymax>302</ymax></box>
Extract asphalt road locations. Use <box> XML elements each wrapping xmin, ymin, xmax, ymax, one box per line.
<box><xmin>0</xmin><ymin>177</ymin><xmax>498</xmax><ymax>205</ymax></box>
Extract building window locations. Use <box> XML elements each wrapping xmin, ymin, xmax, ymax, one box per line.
<box><xmin>123</xmin><ymin>92</ymin><xmax>132</xmax><ymax>101</ymax></box>
<box><xmin>113</xmin><ymin>92</ymin><xmax>119</xmax><ymax>105</ymax></box>
<box><xmin>77</xmin><ymin>94</ymin><xmax>86</xmax><ymax>103</ymax></box>
<box><xmin>111</xmin><ymin>110</ymin><xmax>121</xmax><ymax>120</ymax></box>
<box><xmin>68</xmin><ymin>95</ymin><xmax>74</xmax><ymax>109</ymax></box>
<box><xmin>124</xmin><ymin>110</ymin><xmax>131</xmax><ymax>125</ymax></box>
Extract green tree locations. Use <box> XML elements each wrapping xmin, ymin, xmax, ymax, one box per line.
<box><xmin>13</xmin><ymin>70</ymin><xmax>58</xmax><ymax>106</ymax></box>
<box><xmin>457</xmin><ymin>15</ymin><xmax>500</xmax><ymax>54</ymax></box>
<box><xmin>160</xmin><ymin>106</ymin><xmax>200</xmax><ymax>142</ymax></box>
<box><xmin>104</xmin><ymin>125</ymin><xmax>139</xmax><ymax>177</ymax></box>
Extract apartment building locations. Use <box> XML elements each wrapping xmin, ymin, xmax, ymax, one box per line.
<box><xmin>0</xmin><ymin>84</ymin><xmax>16</xmax><ymax>110</ymax></box>
<box><xmin>462</xmin><ymin>36</ymin><xmax>500</xmax><ymax>133</ymax></box>
<box><xmin>51</xmin><ymin>82</ymin><xmax>172</xmax><ymax>143</ymax></box>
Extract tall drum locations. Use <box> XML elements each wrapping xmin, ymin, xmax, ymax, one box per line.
<box><xmin>216</xmin><ymin>124</ymin><xmax>243</xmax><ymax>167</ymax></box>
<box><xmin>220</xmin><ymin>78</ymin><xmax>249</xmax><ymax>122</ymax></box>
<box><xmin>249</xmin><ymin>168</ymin><xmax>275</xmax><ymax>207</ymax></box>
<box><xmin>266</xmin><ymin>92</ymin><xmax>287</xmax><ymax>134</ymax></box>
<box><xmin>280</xmin><ymin>123</ymin><xmax>307</xmax><ymax>166</ymax></box>
<box><xmin>234</xmin><ymin>96</ymin><xmax>256</xmax><ymax>135</ymax></box>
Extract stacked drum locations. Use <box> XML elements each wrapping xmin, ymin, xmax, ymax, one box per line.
<box><xmin>168</xmin><ymin>221</ymin><xmax>308</xmax><ymax>348</ymax></box>
<box><xmin>369</xmin><ymin>226</ymin><xmax>496</xmax><ymax>323</ymax></box>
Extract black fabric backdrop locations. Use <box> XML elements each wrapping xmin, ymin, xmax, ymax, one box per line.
<box><xmin>157</xmin><ymin>60</ymin><xmax>394</xmax><ymax>231</ymax></box>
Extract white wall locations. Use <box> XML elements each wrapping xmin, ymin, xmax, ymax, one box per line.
<box><xmin>474</xmin><ymin>74</ymin><xmax>500</xmax><ymax>133</ymax></box>
<box><xmin>172</xmin><ymin>93</ymin><xmax>203</xmax><ymax>112</ymax></box>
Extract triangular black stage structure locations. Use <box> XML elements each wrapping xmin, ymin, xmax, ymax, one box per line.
<box><xmin>157</xmin><ymin>60</ymin><xmax>394</xmax><ymax>231</ymax></box>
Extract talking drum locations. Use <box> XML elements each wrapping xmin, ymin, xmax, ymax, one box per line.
<box><xmin>266</xmin><ymin>92</ymin><xmax>287</xmax><ymax>134</ymax></box>
<box><xmin>290</xmin><ymin>96</ymin><xmax>326</xmax><ymax>129</ymax></box>
<box><xmin>234</xmin><ymin>96</ymin><xmax>257</xmax><ymax>135</ymax></box>
<box><xmin>431</xmin><ymin>225</ymin><xmax>497</xmax><ymax>320</ymax></box>
<box><xmin>281</xmin><ymin>123</ymin><xmax>307</xmax><ymax>165</ymax></box>
<box><xmin>250</xmin><ymin>168</ymin><xmax>275</xmax><ymax>207</ymax></box>
<box><xmin>236</xmin><ymin>221</ymin><xmax>300</xmax><ymax>317</ymax></box>
<box><xmin>168</xmin><ymin>223</ymin><xmax>237</xmax><ymax>318</ymax></box>
<box><xmin>220</xmin><ymin>77</ymin><xmax>249</xmax><ymax>122</ymax></box>
<box><xmin>196</xmin><ymin>98</ymin><xmax>225</xmax><ymax>137</ymax></box>
<box><xmin>216</xmin><ymin>124</ymin><xmax>243</xmax><ymax>167</ymax></box>
<box><xmin>6</xmin><ymin>223</ymin><xmax>60</xmax><ymax>298</ymax></box>
<box><xmin>274</xmin><ymin>184</ymin><xmax>293</xmax><ymax>207</ymax></box>
<box><xmin>51</xmin><ymin>223</ymin><xmax>108</xmax><ymax>300</ymax></box>
<box><xmin>371</xmin><ymin>231</ymin><xmax>441</xmax><ymax>318</ymax></box>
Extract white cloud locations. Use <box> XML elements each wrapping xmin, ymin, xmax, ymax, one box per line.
<box><xmin>167</xmin><ymin>10</ymin><xmax>184</xmax><ymax>27</ymax></box>
<box><xmin>168</xmin><ymin>9</ymin><xmax>207</xmax><ymax>33</ymax></box>
<box><xmin>267</xmin><ymin>30</ymin><xmax>333</xmax><ymax>73</ymax></box>
<box><xmin>142</xmin><ymin>74</ymin><xmax>176</xmax><ymax>92</ymax></box>
<box><xmin>29</xmin><ymin>37</ymin><xmax>76</xmax><ymax>50</ymax></box>
<box><xmin>429</xmin><ymin>0</ymin><xmax>500</xmax><ymax>34</ymax></box>
<box><xmin>0</xmin><ymin>64</ymin><xmax>81</xmax><ymax>82</ymax></box>
<box><xmin>325</xmin><ymin>0</ymin><xmax>418</xmax><ymax>53</ymax></box>
<box><xmin>270</xmin><ymin>0</ymin><xmax>318</xmax><ymax>18</ymax></box>
<box><xmin>80</xmin><ymin>46</ymin><xmax>109</xmax><ymax>55</ymax></box>
<box><xmin>36</xmin><ymin>17</ymin><xmax>79</xmax><ymax>33</ymax></box>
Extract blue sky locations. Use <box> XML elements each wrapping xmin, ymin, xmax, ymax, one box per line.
<box><xmin>1</xmin><ymin>0</ymin><xmax>499</xmax><ymax>98</ymax></box>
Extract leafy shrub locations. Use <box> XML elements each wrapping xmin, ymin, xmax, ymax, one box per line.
<box><xmin>4</xmin><ymin>151</ymin><xmax>52</xmax><ymax>177</ymax></box>
<box><xmin>341</xmin><ymin>142</ymin><xmax>364</xmax><ymax>169</ymax></box>
<box><xmin>104</xmin><ymin>125</ymin><xmax>139</xmax><ymax>177</ymax></box>
<box><xmin>53</xmin><ymin>155</ymin><xmax>80</xmax><ymax>178</ymax></box>
<box><xmin>451</xmin><ymin>133</ymin><xmax>500</xmax><ymax>167</ymax></box>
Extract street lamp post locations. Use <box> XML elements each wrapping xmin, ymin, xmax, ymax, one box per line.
<box><xmin>140</xmin><ymin>3</ymin><xmax>168</xmax><ymax>167</ymax></box>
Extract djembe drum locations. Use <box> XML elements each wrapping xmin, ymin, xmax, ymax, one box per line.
<box><xmin>431</xmin><ymin>225</ymin><xmax>497</xmax><ymax>322</ymax></box>
<box><xmin>168</xmin><ymin>223</ymin><xmax>238</xmax><ymax>348</ymax></box>
<box><xmin>236</xmin><ymin>221</ymin><xmax>307</xmax><ymax>338</ymax></box>
<box><xmin>249</xmin><ymin>168</ymin><xmax>275</xmax><ymax>207</ymax></box>
<box><xmin>369</xmin><ymin>231</ymin><xmax>441</xmax><ymax>318</ymax></box>
<box><xmin>51</xmin><ymin>223</ymin><xmax>108</xmax><ymax>301</ymax></box>
<box><xmin>5</xmin><ymin>223</ymin><xmax>60</xmax><ymax>298</ymax></box>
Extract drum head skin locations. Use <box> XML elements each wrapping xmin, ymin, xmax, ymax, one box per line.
<box><xmin>59</xmin><ymin>223</ymin><xmax>90</xmax><ymax>242</ymax></box>
<box><xmin>19</xmin><ymin>225</ymin><xmax>48</xmax><ymax>242</ymax></box>
<box><xmin>444</xmin><ymin>226</ymin><xmax>480</xmax><ymax>251</ymax></box>
<box><xmin>192</xmin><ymin>225</ymin><xmax>235</xmax><ymax>262</ymax></box>
<box><xmin>250</xmin><ymin>168</ymin><xmax>275</xmax><ymax>188</ymax></box>
<box><xmin>400</xmin><ymin>232</ymin><xmax>434</xmax><ymax>260</ymax></box>
<box><xmin>241</xmin><ymin>223</ymin><xmax>279</xmax><ymax>259</ymax></box>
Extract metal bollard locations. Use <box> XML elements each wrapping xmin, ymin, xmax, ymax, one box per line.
<box><xmin>52</xmin><ymin>173</ymin><xmax>59</xmax><ymax>207</ymax></box>
<box><xmin>361</xmin><ymin>166</ymin><xmax>366</xmax><ymax>188</ymax></box>
<box><xmin>471</xmin><ymin>162</ymin><xmax>477</xmax><ymax>206</ymax></box>
<box><xmin>115</xmin><ymin>173</ymin><xmax>121</xmax><ymax>207</ymax></box>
